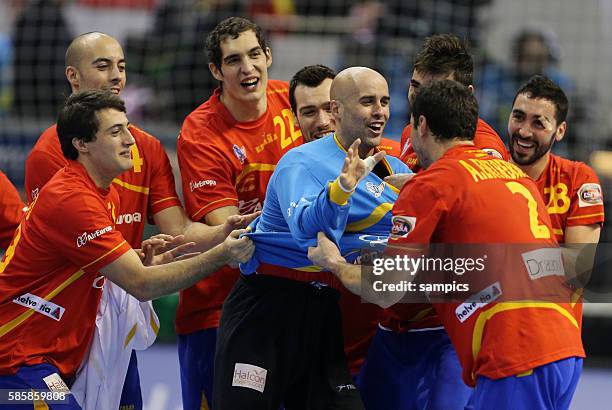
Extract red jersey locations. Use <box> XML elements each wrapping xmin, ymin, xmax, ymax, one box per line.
<box><xmin>0</xmin><ymin>171</ymin><xmax>25</xmax><ymax>249</ymax></box>
<box><xmin>399</xmin><ymin>118</ymin><xmax>508</xmax><ymax>172</ymax></box>
<box><xmin>25</xmin><ymin>124</ymin><xmax>181</xmax><ymax>248</ymax></box>
<box><xmin>176</xmin><ymin>80</ymin><xmax>303</xmax><ymax>334</ymax></box>
<box><xmin>536</xmin><ymin>154</ymin><xmax>605</xmax><ymax>243</ymax></box>
<box><xmin>378</xmin><ymin>137</ymin><xmax>401</xmax><ymax>158</ymax></box>
<box><xmin>388</xmin><ymin>145</ymin><xmax>584</xmax><ymax>386</ymax></box>
<box><xmin>0</xmin><ymin>161</ymin><xmax>131</xmax><ymax>378</ymax></box>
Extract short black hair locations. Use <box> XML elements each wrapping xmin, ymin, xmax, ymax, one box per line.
<box><xmin>206</xmin><ymin>17</ymin><xmax>268</xmax><ymax>71</ymax></box>
<box><xmin>512</xmin><ymin>75</ymin><xmax>568</xmax><ymax>124</ymax></box>
<box><xmin>289</xmin><ymin>64</ymin><xmax>336</xmax><ymax>113</ymax></box>
<box><xmin>411</xmin><ymin>79</ymin><xmax>478</xmax><ymax>141</ymax></box>
<box><xmin>414</xmin><ymin>34</ymin><xmax>474</xmax><ymax>87</ymax></box>
<box><xmin>57</xmin><ymin>89</ymin><xmax>126</xmax><ymax>160</ymax></box>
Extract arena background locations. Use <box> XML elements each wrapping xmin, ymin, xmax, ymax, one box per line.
<box><xmin>0</xmin><ymin>1</ymin><xmax>610</xmax><ymax>408</ymax></box>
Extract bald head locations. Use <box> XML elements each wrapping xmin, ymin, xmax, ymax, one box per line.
<box><xmin>66</xmin><ymin>32</ymin><xmax>119</xmax><ymax>68</ymax></box>
<box><xmin>330</xmin><ymin>67</ymin><xmax>390</xmax><ymax>156</ymax></box>
<box><xmin>330</xmin><ymin>67</ymin><xmax>386</xmax><ymax>103</ymax></box>
<box><xmin>65</xmin><ymin>32</ymin><xmax>126</xmax><ymax>95</ymax></box>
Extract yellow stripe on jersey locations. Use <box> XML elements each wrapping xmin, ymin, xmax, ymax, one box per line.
<box><xmin>192</xmin><ymin>197</ymin><xmax>238</xmax><ymax>221</ymax></box>
<box><xmin>124</xmin><ymin>323</ymin><xmax>138</xmax><ymax>349</ymax></box>
<box><xmin>235</xmin><ymin>163</ymin><xmax>277</xmax><ymax>185</ymax></box>
<box><xmin>294</xmin><ymin>265</ymin><xmax>323</xmax><ymax>272</ymax></box>
<box><xmin>566</xmin><ymin>213</ymin><xmax>605</xmax><ymax>221</ymax></box>
<box><xmin>346</xmin><ymin>203</ymin><xmax>393</xmax><ymax>232</ymax></box>
<box><xmin>553</xmin><ymin>228</ymin><xmax>564</xmax><ymax>236</ymax></box>
<box><xmin>470</xmin><ymin>301</ymin><xmax>578</xmax><ymax>381</ymax></box>
<box><xmin>0</xmin><ymin>241</ymin><xmax>127</xmax><ymax>339</ymax></box>
<box><xmin>151</xmin><ymin>196</ymin><xmax>180</xmax><ymax>207</ymax></box>
<box><xmin>112</xmin><ymin>178</ymin><xmax>150</xmax><ymax>195</ymax></box>
<box><xmin>150</xmin><ymin>309</ymin><xmax>160</xmax><ymax>336</ymax></box>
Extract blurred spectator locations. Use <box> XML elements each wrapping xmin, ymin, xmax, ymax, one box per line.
<box><xmin>12</xmin><ymin>0</ymin><xmax>72</xmax><ymax>119</ymax></box>
<box><xmin>477</xmin><ymin>27</ymin><xmax>588</xmax><ymax>157</ymax></box>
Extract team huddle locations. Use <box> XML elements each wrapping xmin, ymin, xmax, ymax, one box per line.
<box><xmin>0</xmin><ymin>16</ymin><xmax>605</xmax><ymax>410</ymax></box>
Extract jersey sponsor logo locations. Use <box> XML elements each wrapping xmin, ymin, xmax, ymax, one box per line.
<box><xmin>521</xmin><ymin>248</ymin><xmax>565</xmax><ymax>280</ymax></box>
<box><xmin>578</xmin><ymin>183</ymin><xmax>603</xmax><ymax>208</ymax></box>
<box><xmin>43</xmin><ymin>373</ymin><xmax>71</xmax><ymax>393</ymax></box>
<box><xmin>76</xmin><ymin>226</ymin><xmax>112</xmax><ymax>247</ymax></box>
<box><xmin>366</xmin><ymin>181</ymin><xmax>385</xmax><ymax>198</ymax></box>
<box><xmin>13</xmin><ymin>293</ymin><xmax>66</xmax><ymax>321</ymax></box>
<box><xmin>31</xmin><ymin>187</ymin><xmax>40</xmax><ymax>200</ymax></box>
<box><xmin>116</xmin><ymin>212</ymin><xmax>142</xmax><ymax>225</ymax></box>
<box><xmin>390</xmin><ymin>216</ymin><xmax>416</xmax><ymax>238</ymax></box>
<box><xmin>455</xmin><ymin>282</ymin><xmax>502</xmax><ymax>323</ymax></box>
<box><xmin>358</xmin><ymin>234</ymin><xmax>388</xmax><ymax>247</ymax></box>
<box><xmin>233</xmin><ymin>144</ymin><xmax>247</xmax><ymax>164</ymax></box>
<box><xmin>482</xmin><ymin>148</ymin><xmax>504</xmax><ymax>159</ymax></box>
<box><xmin>232</xmin><ymin>363</ymin><xmax>267</xmax><ymax>393</ymax></box>
<box><xmin>189</xmin><ymin>179</ymin><xmax>217</xmax><ymax>192</ymax></box>
<box><xmin>239</xmin><ymin>198</ymin><xmax>262</xmax><ymax>214</ymax></box>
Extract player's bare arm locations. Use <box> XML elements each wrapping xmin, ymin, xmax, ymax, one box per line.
<box><xmin>384</xmin><ymin>173</ymin><xmax>415</xmax><ymax>190</ymax></box>
<box><xmin>308</xmin><ymin>232</ymin><xmax>404</xmax><ymax>308</ymax></box>
<box><xmin>153</xmin><ymin>205</ymin><xmax>258</xmax><ymax>252</ymax></box>
<box><xmin>563</xmin><ymin>224</ymin><xmax>601</xmax><ymax>286</ymax></box>
<box><xmin>100</xmin><ymin>229</ymin><xmax>254</xmax><ymax>301</ymax></box>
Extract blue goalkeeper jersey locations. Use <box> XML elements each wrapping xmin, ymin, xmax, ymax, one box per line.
<box><xmin>241</xmin><ymin>133</ymin><xmax>410</xmax><ymax>276</ymax></box>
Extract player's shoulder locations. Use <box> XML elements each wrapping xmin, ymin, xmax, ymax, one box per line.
<box><xmin>32</xmin><ymin>124</ymin><xmax>60</xmax><ymax>152</ymax></box>
<box><xmin>267</xmin><ymin>79</ymin><xmax>289</xmax><ymax>95</ymax></box>
<box><xmin>385</xmin><ymin>153</ymin><xmax>410</xmax><ymax>174</ymax></box>
<box><xmin>278</xmin><ymin>134</ymin><xmax>335</xmax><ymax>166</ymax></box>
<box><xmin>128</xmin><ymin>124</ymin><xmax>164</xmax><ymax>149</ymax></box>
<box><xmin>550</xmin><ymin>154</ymin><xmax>600</xmax><ymax>183</ymax></box>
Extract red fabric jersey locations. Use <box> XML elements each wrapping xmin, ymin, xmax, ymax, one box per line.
<box><xmin>0</xmin><ymin>161</ymin><xmax>131</xmax><ymax>378</ymax></box>
<box><xmin>25</xmin><ymin>124</ymin><xmax>181</xmax><ymax>248</ymax></box>
<box><xmin>0</xmin><ymin>172</ymin><xmax>25</xmax><ymax>249</ymax></box>
<box><xmin>378</xmin><ymin>137</ymin><xmax>401</xmax><ymax>158</ymax></box>
<box><xmin>536</xmin><ymin>154</ymin><xmax>605</xmax><ymax>243</ymax></box>
<box><xmin>387</xmin><ymin>145</ymin><xmax>584</xmax><ymax>386</ymax></box>
<box><xmin>176</xmin><ymin>80</ymin><xmax>303</xmax><ymax>334</ymax></box>
<box><xmin>399</xmin><ymin>118</ymin><xmax>508</xmax><ymax>172</ymax></box>
<box><xmin>536</xmin><ymin>154</ymin><xmax>605</xmax><ymax>331</ymax></box>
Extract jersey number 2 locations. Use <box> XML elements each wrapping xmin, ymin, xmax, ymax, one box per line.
<box><xmin>505</xmin><ymin>181</ymin><xmax>551</xmax><ymax>239</ymax></box>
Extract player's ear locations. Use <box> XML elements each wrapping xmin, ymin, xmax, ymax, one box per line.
<box><xmin>265</xmin><ymin>47</ymin><xmax>272</xmax><ymax>68</ymax></box>
<box><xmin>208</xmin><ymin>62</ymin><xmax>223</xmax><ymax>82</ymax></box>
<box><xmin>330</xmin><ymin>100</ymin><xmax>341</xmax><ymax>119</ymax></box>
<box><xmin>467</xmin><ymin>84</ymin><xmax>475</xmax><ymax>94</ymax></box>
<box><xmin>72</xmin><ymin>137</ymin><xmax>88</xmax><ymax>154</ymax></box>
<box><xmin>555</xmin><ymin>121</ymin><xmax>567</xmax><ymax>142</ymax></box>
<box><xmin>66</xmin><ymin>66</ymin><xmax>79</xmax><ymax>91</ymax></box>
<box><xmin>417</xmin><ymin>115</ymin><xmax>428</xmax><ymax>135</ymax></box>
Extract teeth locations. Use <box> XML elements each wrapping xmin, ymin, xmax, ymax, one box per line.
<box><xmin>516</xmin><ymin>140</ymin><xmax>534</xmax><ymax>148</ymax></box>
<box><xmin>242</xmin><ymin>79</ymin><xmax>258</xmax><ymax>87</ymax></box>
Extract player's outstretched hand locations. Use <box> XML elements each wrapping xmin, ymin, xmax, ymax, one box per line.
<box><xmin>308</xmin><ymin>232</ymin><xmax>346</xmax><ymax>273</ymax></box>
<box><xmin>223</xmin><ymin>211</ymin><xmax>261</xmax><ymax>234</ymax></box>
<box><xmin>139</xmin><ymin>234</ymin><xmax>198</xmax><ymax>266</ymax></box>
<box><xmin>384</xmin><ymin>173</ymin><xmax>415</xmax><ymax>190</ymax></box>
<box><xmin>338</xmin><ymin>139</ymin><xmax>386</xmax><ymax>191</ymax></box>
<box><xmin>223</xmin><ymin>229</ymin><xmax>255</xmax><ymax>268</ymax></box>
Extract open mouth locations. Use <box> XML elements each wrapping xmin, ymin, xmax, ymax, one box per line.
<box><xmin>241</xmin><ymin>78</ymin><xmax>259</xmax><ymax>90</ymax></box>
<box><xmin>367</xmin><ymin>122</ymin><xmax>385</xmax><ymax>134</ymax></box>
<box><xmin>513</xmin><ymin>138</ymin><xmax>536</xmax><ymax>153</ymax></box>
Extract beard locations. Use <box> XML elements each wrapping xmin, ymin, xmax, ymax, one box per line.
<box><xmin>509</xmin><ymin>130</ymin><xmax>556</xmax><ymax>166</ymax></box>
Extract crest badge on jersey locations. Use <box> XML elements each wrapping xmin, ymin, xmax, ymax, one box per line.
<box><xmin>578</xmin><ymin>183</ymin><xmax>603</xmax><ymax>207</ymax></box>
<box><xmin>390</xmin><ymin>216</ymin><xmax>416</xmax><ymax>238</ymax></box>
<box><xmin>233</xmin><ymin>144</ymin><xmax>247</xmax><ymax>164</ymax></box>
<box><xmin>366</xmin><ymin>181</ymin><xmax>385</xmax><ymax>198</ymax></box>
